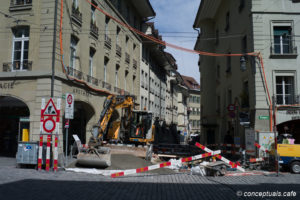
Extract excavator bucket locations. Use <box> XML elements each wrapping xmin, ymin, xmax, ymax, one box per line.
<box><xmin>77</xmin><ymin>147</ymin><xmax>111</xmax><ymax>168</ymax></box>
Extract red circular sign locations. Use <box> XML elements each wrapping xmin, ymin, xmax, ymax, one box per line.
<box><xmin>67</xmin><ymin>94</ymin><xmax>73</xmax><ymax>105</ymax></box>
<box><xmin>43</xmin><ymin>118</ymin><xmax>56</xmax><ymax>133</ymax></box>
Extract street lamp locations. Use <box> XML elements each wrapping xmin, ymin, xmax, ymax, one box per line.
<box><xmin>240</xmin><ymin>56</ymin><xmax>247</xmax><ymax>72</ymax></box>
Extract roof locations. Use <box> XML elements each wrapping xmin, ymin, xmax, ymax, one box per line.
<box><xmin>181</xmin><ymin>75</ymin><xmax>200</xmax><ymax>91</ymax></box>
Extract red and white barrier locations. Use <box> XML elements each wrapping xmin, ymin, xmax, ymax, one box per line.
<box><xmin>249</xmin><ymin>157</ymin><xmax>264</xmax><ymax>163</ymax></box>
<box><xmin>195</xmin><ymin>142</ymin><xmax>245</xmax><ymax>172</ymax></box>
<box><xmin>110</xmin><ymin>150</ymin><xmax>221</xmax><ymax>178</ymax></box>
<box><xmin>53</xmin><ymin>135</ymin><xmax>58</xmax><ymax>172</ymax></box>
<box><xmin>45</xmin><ymin>135</ymin><xmax>51</xmax><ymax>171</ymax></box>
<box><xmin>37</xmin><ymin>135</ymin><xmax>43</xmax><ymax>171</ymax></box>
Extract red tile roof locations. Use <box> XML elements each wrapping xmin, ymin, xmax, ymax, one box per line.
<box><xmin>181</xmin><ymin>75</ymin><xmax>200</xmax><ymax>90</ymax></box>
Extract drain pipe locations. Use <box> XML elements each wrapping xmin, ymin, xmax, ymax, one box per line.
<box><xmin>51</xmin><ymin>0</ymin><xmax>58</xmax><ymax>98</ymax></box>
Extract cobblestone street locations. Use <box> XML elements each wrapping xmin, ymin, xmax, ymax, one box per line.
<box><xmin>0</xmin><ymin>157</ymin><xmax>299</xmax><ymax>200</ymax></box>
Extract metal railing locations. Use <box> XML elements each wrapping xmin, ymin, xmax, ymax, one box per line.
<box><xmin>133</xmin><ymin>59</ymin><xmax>137</xmax><ymax>69</ymax></box>
<box><xmin>125</xmin><ymin>52</ymin><xmax>130</xmax><ymax>64</ymax></box>
<box><xmin>105</xmin><ymin>34</ymin><xmax>112</xmax><ymax>49</ymax></box>
<box><xmin>3</xmin><ymin>61</ymin><xmax>32</xmax><ymax>71</ymax></box>
<box><xmin>114</xmin><ymin>86</ymin><xmax>122</xmax><ymax>94</ymax></box>
<box><xmin>116</xmin><ymin>44</ymin><xmax>122</xmax><ymax>57</ymax></box>
<box><xmin>86</xmin><ymin>75</ymin><xmax>99</xmax><ymax>86</ymax></box>
<box><xmin>67</xmin><ymin>67</ymin><xmax>83</xmax><ymax>80</ymax></box>
<box><xmin>72</xmin><ymin>6</ymin><xmax>82</xmax><ymax>25</ymax></box>
<box><xmin>102</xmin><ymin>81</ymin><xmax>112</xmax><ymax>91</ymax></box>
<box><xmin>275</xmin><ymin>94</ymin><xmax>300</xmax><ymax>105</ymax></box>
<box><xmin>90</xmin><ymin>23</ymin><xmax>99</xmax><ymax>38</ymax></box>
<box><xmin>270</xmin><ymin>36</ymin><xmax>297</xmax><ymax>55</ymax></box>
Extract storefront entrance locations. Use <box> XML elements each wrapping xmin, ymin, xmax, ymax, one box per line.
<box><xmin>0</xmin><ymin>96</ymin><xmax>30</xmax><ymax>157</ymax></box>
<box><xmin>277</xmin><ymin>120</ymin><xmax>300</xmax><ymax>144</ymax></box>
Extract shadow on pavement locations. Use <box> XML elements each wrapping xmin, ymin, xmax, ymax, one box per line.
<box><xmin>0</xmin><ymin>179</ymin><xmax>299</xmax><ymax>200</ymax></box>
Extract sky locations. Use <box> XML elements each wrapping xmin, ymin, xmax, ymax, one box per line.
<box><xmin>149</xmin><ymin>0</ymin><xmax>201</xmax><ymax>83</ymax></box>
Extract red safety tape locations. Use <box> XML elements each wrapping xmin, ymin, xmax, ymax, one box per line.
<box><xmin>136</xmin><ymin>167</ymin><xmax>149</xmax><ymax>173</ymax></box>
<box><xmin>111</xmin><ymin>172</ymin><xmax>125</xmax><ymax>178</ymax></box>
<box><xmin>195</xmin><ymin>143</ymin><xmax>205</xmax><ymax>150</ymax></box>
<box><xmin>160</xmin><ymin>162</ymin><xmax>171</xmax><ymax>168</ymax></box>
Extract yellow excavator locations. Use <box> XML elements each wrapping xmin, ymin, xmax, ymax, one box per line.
<box><xmin>77</xmin><ymin>95</ymin><xmax>154</xmax><ymax>168</ymax></box>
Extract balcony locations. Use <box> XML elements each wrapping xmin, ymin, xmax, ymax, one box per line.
<box><xmin>10</xmin><ymin>0</ymin><xmax>32</xmax><ymax>11</ymax></box>
<box><xmin>116</xmin><ymin>44</ymin><xmax>122</xmax><ymax>57</ymax></box>
<box><xmin>67</xmin><ymin>67</ymin><xmax>83</xmax><ymax>80</ymax></box>
<box><xmin>71</xmin><ymin>6</ymin><xmax>82</xmax><ymax>26</ymax></box>
<box><xmin>102</xmin><ymin>81</ymin><xmax>112</xmax><ymax>91</ymax></box>
<box><xmin>125</xmin><ymin>52</ymin><xmax>130</xmax><ymax>64</ymax></box>
<box><xmin>124</xmin><ymin>91</ymin><xmax>130</xmax><ymax>96</ymax></box>
<box><xmin>90</xmin><ymin>22</ymin><xmax>99</xmax><ymax>38</ymax></box>
<box><xmin>133</xmin><ymin>59</ymin><xmax>137</xmax><ymax>69</ymax></box>
<box><xmin>270</xmin><ymin>36</ymin><xmax>298</xmax><ymax>58</ymax></box>
<box><xmin>3</xmin><ymin>61</ymin><xmax>32</xmax><ymax>71</ymax></box>
<box><xmin>114</xmin><ymin>86</ymin><xmax>122</xmax><ymax>94</ymax></box>
<box><xmin>276</xmin><ymin>94</ymin><xmax>300</xmax><ymax>105</ymax></box>
<box><xmin>105</xmin><ymin>34</ymin><xmax>112</xmax><ymax>49</ymax></box>
<box><xmin>86</xmin><ymin>75</ymin><xmax>99</xmax><ymax>86</ymax></box>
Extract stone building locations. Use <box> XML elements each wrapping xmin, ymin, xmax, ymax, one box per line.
<box><xmin>0</xmin><ymin>0</ymin><xmax>155</xmax><ymax>157</ymax></box>
<box><xmin>194</xmin><ymin>0</ymin><xmax>300</xmax><ymax>145</ymax></box>
<box><xmin>182</xmin><ymin>75</ymin><xmax>201</xmax><ymax>135</ymax></box>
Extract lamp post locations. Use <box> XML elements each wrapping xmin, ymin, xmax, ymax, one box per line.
<box><xmin>240</xmin><ymin>56</ymin><xmax>247</xmax><ymax>72</ymax></box>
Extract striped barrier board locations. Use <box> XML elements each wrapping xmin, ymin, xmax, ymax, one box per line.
<box><xmin>111</xmin><ymin>150</ymin><xmax>221</xmax><ymax>178</ymax></box>
<box><xmin>45</xmin><ymin>135</ymin><xmax>51</xmax><ymax>172</ymax></box>
<box><xmin>249</xmin><ymin>157</ymin><xmax>264</xmax><ymax>163</ymax></box>
<box><xmin>37</xmin><ymin>135</ymin><xmax>43</xmax><ymax>171</ymax></box>
<box><xmin>195</xmin><ymin>142</ymin><xmax>245</xmax><ymax>172</ymax></box>
<box><xmin>53</xmin><ymin>135</ymin><xmax>58</xmax><ymax>172</ymax></box>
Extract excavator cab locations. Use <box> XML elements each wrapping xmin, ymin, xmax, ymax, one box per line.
<box><xmin>129</xmin><ymin>111</ymin><xmax>154</xmax><ymax>144</ymax></box>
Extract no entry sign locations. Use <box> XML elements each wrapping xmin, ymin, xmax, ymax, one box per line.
<box><xmin>43</xmin><ymin>118</ymin><xmax>56</xmax><ymax>133</ymax></box>
<box><xmin>65</xmin><ymin>93</ymin><xmax>74</xmax><ymax>119</ymax></box>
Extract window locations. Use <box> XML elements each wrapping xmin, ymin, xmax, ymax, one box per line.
<box><xmin>217</xmin><ymin>95</ymin><xmax>220</xmax><ymax>113</ymax></box>
<box><xmin>12</xmin><ymin>0</ymin><xmax>32</xmax><ymax>6</ymax></box>
<box><xmin>124</xmin><ymin>70</ymin><xmax>128</xmax><ymax>91</ymax></box>
<box><xmin>239</xmin><ymin>0</ymin><xmax>245</xmax><ymax>11</ymax></box>
<box><xmin>145</xmin><ymin>98</ymin><xmax>147</xmax><ymax>110</ymax></box>
<box><xmin>225</xmin><ymin>12</ymin><xmax>230</xmax><ymax>32</ymax></box>
<box><xmin>12</xmin><ymin>26</ymin><xmax>30</xmax><ymax>71</ymax></box>
<box><xmin>276</xmin><ymin>76</ymin><xmax>294</xmax><ymax>105</ymax></box>
<box><xmin>215</xmin><ymin>29</ymin><xmax>219</xmax><ymax>45</ymax></box>
<box><xmin>228</xmin><ymin>89</ymin><xmax>232</xmax><ymax>105</ymax></box>
<box><xmin>89</xmin><ymin>48</ymin><xmax>95</xmax><ymax>77</ymax></box>
<box><xmin>105</xmin><ymin>16</ymin><xmax>110</xmax><ymax>36</ymax></box>
<box><xmin>116</xmin><ymin>26</ymin><xmax>120</xmax><ymax>45</ymax></box>
<box><xmin>132</xmin><ymin>75</ymin><xmax>136</xmax><ymax>94</ymax></box>
<box><xmin>115</xmin><ymin>65</ymin><xmax>119</xmax><ymax>87</ymax></box>
<box><xmin>117</xmin><ymin>0</ymin><xmax>121</xmax><ymax>11</ymax></box>
<box><xmin>226</xmin><ymin>52</ymin><xmax>231</xmax><ymax>73</ymax></box>
<box><xmin>72</xmin><ymin>0</ymin><xmax>78</xmax><ymax>8</ymax></box>
<box><xmin>70</xmin><ymin>36</ymin><xmax>78</xmax><ymax>71</ymax></box>
<box><xmin>125</xmin><ymin>36</ymin><xmax>129</xmax><ymax>51</ymax></box>
<box><xmin>217</xmin><ymin>65</ymin><xmax>220</xmax><ymax>79</ymax></box>
<box><xmin>273</xmin><ymin>26</ymin><xmax>293</xmax><ymax>54</ymax></box>
<box><xmin>141</xmin><ymin>96</ymin><xmax>144</xmax><ymax>110</ymax></box>
<box><xmin>241</xmin><ymin>81</ymin><xmax>249</xmax><ymax>108</ymax></box>
<box><xmin>242</xmin><ymin>35</ymin><xmax>247</xmax><ymax>53</ymax></box>
<box><xmin>91</xmin><ymin>1</ymin><xmax>96</xmax><ymax>23</ymax></box>
<box><xmin>104</xmin><ymin>57</ymin><xmax>109</xmax><ymax>82</ymax></box>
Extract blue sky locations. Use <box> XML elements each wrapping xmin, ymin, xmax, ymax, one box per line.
<box><xmin>150</xmin><ymin>0</ymin><xmax>201</xmax><ymax>83</ymax></box>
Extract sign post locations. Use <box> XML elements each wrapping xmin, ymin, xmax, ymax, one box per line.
<box><xmin>64</xmin><ymin>93</ymin><xmax>74</xmax><ymax>166</ymax></box>
<box><xmin>38</xmin><ymin>98</ymin><xmax>60</xmax><ymax>172</ymax></box>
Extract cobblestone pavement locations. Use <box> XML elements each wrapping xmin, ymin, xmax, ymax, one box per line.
<box><xmin>0</xmin><ymin>157</ymin><xmax>300</xmax><ymax>200</ymax></box>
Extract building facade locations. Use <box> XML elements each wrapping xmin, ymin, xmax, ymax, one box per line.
<box><xmin>140</xmin><ymin>22</ymin><xmax>178</xmax><ymax>122</ymax></box>
<box><xmin>0</xmin><ymin>0</ymin><xmax>155</xmax><ymax>157</ymax></box>
<box><xmin>194</xmin><ymin>0</ymin><xmax>300</xmax><ymax>145</ymax></box>
<box><xmin>182</xmin><ymin>75</ymin><xmax>201</xmax><ymax>135</ymax></box>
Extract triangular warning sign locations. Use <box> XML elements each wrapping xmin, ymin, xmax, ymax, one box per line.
<box><xmin>42</xmin><ymin>98</ymin><xmax>58</xmax><ymax>116</ymax></box>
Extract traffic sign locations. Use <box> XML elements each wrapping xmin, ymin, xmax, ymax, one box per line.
<box><xmin>65</xmin><ymin>93</ymin><xmax>74</xmax><ymax>119</ymax></box>
<box><xmin>42</xmin><ymin>98</ymin><xmax>59</xmax><ymax>117</ymax></box>
<box><xmin>227</xmin><ymin>104</ymin><xmax>236</xmax><ymax>112</ymax></box>
<box><xmin>43</xmin><ymin>118</ymin><xmax>56</xmax><ymax>133</ymax></box>
<box><xmin>258</xmin><ymin>116</ymin><xmax>269</xmax><ymax>120</ymax></box>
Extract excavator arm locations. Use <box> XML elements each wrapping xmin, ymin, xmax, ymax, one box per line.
<box><xmin>90</xmin><ymin>95</ymin><xmax>135</xmax><ymax>145</ymax></box>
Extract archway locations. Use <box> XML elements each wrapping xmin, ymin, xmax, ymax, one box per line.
<box><xmin>277</xmin><ymin>120</ymin><xmax>300</xmax><ymax>144</ymax></box>
<box><xmin>0</xmin><ymin>96</ymin><xmax>30</xmax><ymax>157</ymax></box>
<box><xmin>63</xmin><ymin>101</ymin><xmax>95</xmax><ymax>154</ymax></box>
